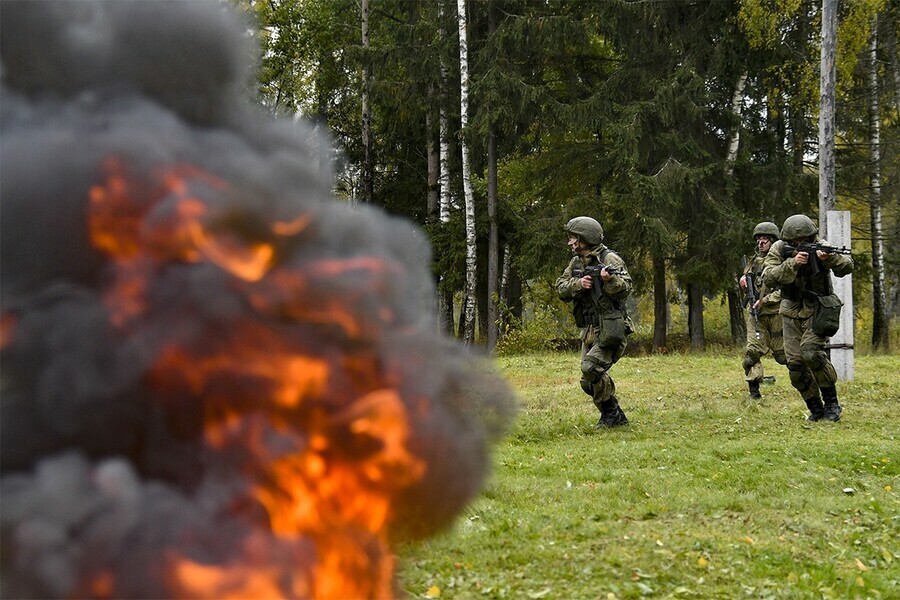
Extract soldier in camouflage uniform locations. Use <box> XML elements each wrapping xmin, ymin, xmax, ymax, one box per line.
<box><xmin>762</xmin><ymin>214</ymin><xmax>853</xmax><ymax>422</ymax></box>
<box><xmin>556</xmin><ymin>217</ymin><xmax>634</xmax><ymax>428</ymax></box>
<box><xmin>739</xmin><ymin>222</ymin><xmax>786</xmax><ymax>400</ymax></box>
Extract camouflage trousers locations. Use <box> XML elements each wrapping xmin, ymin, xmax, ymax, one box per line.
<box><xmin>782</xmin><ymin>314</ymin><xmax>837</xmax><ymax>401</ymax></box>
<box><xmin>579</xmin><ymin>324</ymin><xmax>627</xmax><ymax>409</ymax></box>
<box><xmin>743</xmin><ymin>312</ymin><xmax>786</xmax><ymax>381</ymax></box>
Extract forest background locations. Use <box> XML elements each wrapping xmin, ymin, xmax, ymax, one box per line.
<box><xmin>236</xmin><ymin>0</ymin><xmax>900</xmax><ymax>355</ymax></box>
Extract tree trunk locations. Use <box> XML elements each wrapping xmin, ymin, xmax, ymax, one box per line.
<box><xmin>439</xmin><ymin>1</ymin><xmax>452</xmax><ymax>224</ymax></box>
<box><xmin>437</xmin><ymin>0</ymin><xmax>453</xmax><ymax>335</ymax></box>
<box><xmin>426</xmin><ymin>86</ymin><xmax>439</xmax><ymax>224</ymax></box>
<box><xmin>477</xmin><ymin>238</ymin><xmax>488</xmax><ymax>343</ymax></box>
<box><xmin>819</xmin><ymin>0</ymin><xmax>838</xmax><ymax>236</ymax></box>
<box><xmin>457</xmin><ymin>0</ymin><xmax>477</xmax><ymax>345</ymax></box>
<box><xmin>724</xmin><ymin>71</ymin><xmax>748</xmax><ymax>177</ymax></box>
<box><xmin>425</xmin><ymin>83</ymin><xmax>444</xmax><ymax>334</ymax></box>
<box><xmin>360</xmin><ymin>0</ymin><xmax>374</xmax><ymax>205</ymax></box>
<box><xmin>868</xmin><ymin>17</ymin><xmax>890</xmax><ymax>350</ymax></box>
<box><xmin>727</xmin><ymin>286</ymin><xmax>746</xmax><ymax>346</ymax></box>
<box><xmin>506</xmin><ymin>269</ymin><xmax>523</xmax><ymax>324</ymax></box>
<box><xmin>652</xmin><ymin>253</ymin><xmax>667</xmax><ymax>351</ymax></box>
<box><xmin>486</xmin><ymin>6</ymin><xmax>499</xmax><ymax>352</ymax></box>
<box><xmin>440</xmin><ymin>287</ymin><xmax>454</xmax><ymax>336</ymax></box>
<box><xmin>487</xmin><ymin>132</ymin><xmax>499</xmax><ymax>351</ymax></box>
<box><xmin>725</xmin><ymin>72</ymin><xmax>749</xmax><ymax>344</ymax></box>
<box><xmin>688</xmin><ymin>283</ymin><xmax>705</xmax><ymax>351</ymax></box>
<box><xmin>499</xmin><ymin>241</ymin><xmax>511</xmax><ymax>334</ymax></box>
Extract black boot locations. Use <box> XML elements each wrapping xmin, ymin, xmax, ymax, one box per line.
<box><xmin>821</xmin><ymin>387</ymin><xmax>842</xmax><ymax>422</ymax></box>
<box><xmin>595</xmin><ymin>396</ymin><xmax>629</xmax><ymax>429</ymax></box>
<box><xmin>748</xmin><ymin>380</ymin><xmax>762</xmax><ymax>399</ymax></box>
<box><xmin>805</xmin><ymin>396</ymin><xmax>825</xmax><ymax>422</ymax></box>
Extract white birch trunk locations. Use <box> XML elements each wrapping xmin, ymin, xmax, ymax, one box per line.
<box><xmin>439</xmin><ymin>2</ymin><xmax>451</xmax><ymax>224</ymax></box>
<box><xmin>868</xmin><ymin>18</ymin><xmax>889</xmax><ymax>349</ymax></box>
<box><xmin>436</xmin><ymin>1</ymin><xmax>454</xmax><ymax>336</ymax></box>
<box><xmin>724</xmin><ymin>72</ymin><xmax>748</xmax><ymax>177</ymax></box>
<box><xmin>457</xmin><ymin>0</ymin><xmax>477</xmax><ymax>345</ymax></box>
<box><xmin>360</xmin><ymin>0</ymin><xmax>373</xmax><ymax>205</ymax></box>
<box><xmin>500</xmin><ymin>241</ymin><xmax>510</xmax><ymax>304</ymax></box>
<box><xmin>818</xmin><ymin>0</ymin><xmax>837</xmax><ymax>237</ymax></box>
<box><xmin>487</xmin><ymin>133</ymin><xmax>498</xmax><ymax>351</ymax></box>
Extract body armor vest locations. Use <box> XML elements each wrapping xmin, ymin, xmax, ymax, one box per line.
<box><xmin>781</xmin><ymin>262</ymin><xmax>831</xmax><ymax>301</ymax></box>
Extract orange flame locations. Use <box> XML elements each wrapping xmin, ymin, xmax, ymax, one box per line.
<box><xmin>87</xmin><ymin>157</ymin><xmax>426</xmax><ymax>598</ymax></box>
<box><xmin>173</xmin><ymin>558</ymin><xmax>308</xmax><ymax>600</ymax></box>
<box><xmin>0</xmin><ymin>312</ymin><xmax>17</xmax><ymax>350</ymax></box>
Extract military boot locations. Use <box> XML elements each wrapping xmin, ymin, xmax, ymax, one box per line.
<box><xmin>595</xmin><ymin>396</ymin><xmax>629</xmax><ymax>429</ymax></box>
<box><xmin>821</xmin><ymin>387</ymin><xmax>842</xmax><ymax>422</ymax></box>
<box><xmin>748</xmin><ymin>380</ymin><xmax>762</xmax><ymax>399</ymax></box>
<box><xmin>804</xmin><ymin>396</ymin><xmax>825</xmax><ymax>422</ymax></box>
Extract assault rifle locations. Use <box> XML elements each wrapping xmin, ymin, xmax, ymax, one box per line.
<box><xmin>781</xmin><ymin>242</ymin><xmax>851</xmax><ymax>277</ymax></box>
<box><xmin>572</xmin><ymin>264</ymin><xmax>622</xmax><ymax>305</ymax></box>
<box><xmin>741</xmin><ymin>255</ymin><xmax>760</xmax><ymax>339</ymax></box>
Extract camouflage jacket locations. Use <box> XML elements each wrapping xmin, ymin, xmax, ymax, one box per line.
<box><xmin>556</xmin><ymin>245</ymin><xmax>632</xmax><ymax>325</ymax></box>
<box><xmin>743</xmin><ymin>252</ymin><xmax>782</xmax><ymax>316</ymax></box>
<box><xmin>762</xmin><ymin>238</ymin><xmax>853</xmax><ymax>319</ymax></box>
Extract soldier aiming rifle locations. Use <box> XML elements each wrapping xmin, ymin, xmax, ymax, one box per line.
<box><xmin>763</xmin><ymin>214</ymin><xmax>854</xmax><ymax>422</ymax></box>
<box><xmin>557</xmin><ymin>217</ymin><xmax>634</xmax><ymax>429</ymax></box>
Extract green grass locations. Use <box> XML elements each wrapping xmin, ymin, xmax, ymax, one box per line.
<box><xmin>398</xmin><ymin>352</ymin><xmax>900</xmax><ymax>599</ymax></box>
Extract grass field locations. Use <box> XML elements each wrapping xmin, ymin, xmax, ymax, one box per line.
<box><xmin>398</xmin><ymin>351</ymin><xmax>899</xmax><ymax>599</ymax></box>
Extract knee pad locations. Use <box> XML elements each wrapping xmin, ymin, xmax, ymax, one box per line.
<box><xmin>742</xmin><ymin>353</ymin><xmax>758</xmax><ymax>373</ymax></box>
<box><xmin>581</xmin><ymin>357</ymin><xmax>606</xmax><ymax>382</ymax></box>
<box><xmin>580</xmin><ymin>379</ymin><xmax>593</xmax><ymax>396</ymax></box>
<box><xmin>801</xmin><ymin>348</ymin><xmax>825</xmax><ymax>370</ymax></box>
<box><xmin>773</xmin><ymin>350</ymin><xmax>787</xmax><ymax>365</ymax></box>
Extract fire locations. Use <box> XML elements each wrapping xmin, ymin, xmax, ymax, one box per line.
<box><xmin>85</xmin><ymin>158</ymin><xmax>426</xmax><ymax>598</ymax></box>
<box><xmin>172</xmin><ymin>554</ymin><xmax>312</xmax><ymax>600</ymax></box>
<box><xmin>0</xmin><ymin>313</ymin><xmax>16</xmax><ymax>350</ymax></box>
<box><xmin>1</xmin><ymin>4</ymin><xmax>516</xmax><ymax>599</ymax></box>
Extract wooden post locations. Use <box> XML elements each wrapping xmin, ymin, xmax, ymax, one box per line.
<box><xmin>826</xmin><ymin>210</ymin><xmax>853</xmax><ymax>381</ymax></box>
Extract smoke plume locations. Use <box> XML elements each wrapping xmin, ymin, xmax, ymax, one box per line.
<box><xmin>0</xmin><ymin>1</ymin><xmax>515</xmax><ymax>597</ymax></box>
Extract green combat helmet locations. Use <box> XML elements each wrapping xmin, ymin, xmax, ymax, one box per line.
<box><xmin>752</xmin><ymin>221</ymin><xmax>780</xmax><ymax>240</ymax></box>
<box><xmin>564</xmin><ymin>217</ymin><xmax>604</xmax><ymax>246</ymax></box>
<box><xmin>780</xmin><ymin>214</ymin><xmax>817</xmax><ymax>241</ymax></box>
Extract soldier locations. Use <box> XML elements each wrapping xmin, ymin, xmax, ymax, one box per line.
<box><xmin>762</xmin><ymin>214</ymin><xmax>853</xmax><ymax>421</ymax></box>
<box><xmin>739</xmin><ymin>222</ymin><xmax>786</xmax><ymax>400</ymax></box>
<box><xmin>556</xmin><ymin>217</ymin><xmax>634</xmax><ymax>428</ymax></box>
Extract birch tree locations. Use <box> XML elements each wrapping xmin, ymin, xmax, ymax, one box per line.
<box><xmin>360</xmin><ymin>0</ymin><xmax>373</xmax><ymax>205</ymax></box>
<box><xmin>486</xmin><ymin>5</ymin><xmax>499</xmax><ymax>352</ymax></box>
<box><xmin>456</xmin><ymin>0</ymin><xmax>477</xmax><ymax>345</ymax></box>
<box><xmin>868</xmin><ymin>16</ymin><xmax>890</xmax><ymax>349</ymax></box>
<box><xmin>725</xmin><ymin>71</ymin><xmax>749</xmax><ymax>346</ymax></box>
<box><xmin>438</xmin><ymin>0</ymin><xmax>454</xmax><ymax>334</ymax></box>
<box><xmin>819</xmin><ymin>0</ymin><xmax>838</xmax><ymax>236</ymax></box>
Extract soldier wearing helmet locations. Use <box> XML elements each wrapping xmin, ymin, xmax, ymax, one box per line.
<box><xmin>739</xmin><ymin>221</ymin><xmax>786</xmax><ymax>400</ymax></box>
<box><xmin>556</xmin><ymin>217</ymin><xmax>634</xmax><ymax>429</ymax></box>
<box><xmin>762</xmin><ymin>214</ymin><xmax>854</xmax><ymax>422</ymax></box>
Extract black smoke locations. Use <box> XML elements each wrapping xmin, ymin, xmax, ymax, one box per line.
<box><xmin>0</xmin><ymin>1</ymin><xmax>515</xmax><ymax>597</ymax></box>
